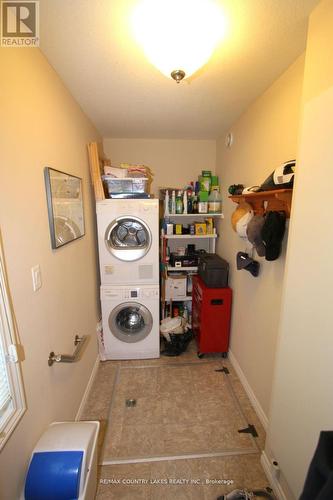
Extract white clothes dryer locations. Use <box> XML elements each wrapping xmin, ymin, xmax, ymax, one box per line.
<box><xmin>100</xmin><ymin>284</ymin><xmax>160</xmax><ymax>360</ymax></box>
<box><xmin>96</xmin><ymin>199</ymin><xmax>159</xmax><ymax>285</ymax></box>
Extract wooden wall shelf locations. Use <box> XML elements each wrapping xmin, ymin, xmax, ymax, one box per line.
<box><xmin>229</xmin><ymin>189</ymin><xmax>293</xmax><ymax>217</ymax></box>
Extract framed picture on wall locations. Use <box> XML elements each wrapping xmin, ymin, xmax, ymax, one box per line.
<box><xmin>44</xmin><ymin>167</ymin><xmax>85</xmax><ymax>249</ymax></box>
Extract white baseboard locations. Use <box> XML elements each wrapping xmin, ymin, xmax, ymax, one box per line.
<box><xmin>261</xmin><ymin>450</ymin><xmax>288</xmax><ymax>500</ymax></box>
<box><xmin>75</xmin><ymin>355</ymin><xmax>100</xmax><ymax>421</ymax></box>
<box><xmin>228</xmin><ymin>349</ymin><xmax>268</xmax><ymax>430</ymax></box>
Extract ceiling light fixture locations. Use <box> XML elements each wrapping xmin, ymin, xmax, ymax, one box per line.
<box><xmin>131</xmin><ymin>0</ymin><xmax>226</xmax><ymax>83</ymax></box>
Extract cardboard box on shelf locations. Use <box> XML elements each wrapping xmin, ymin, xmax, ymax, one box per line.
<box><xmin>195</xmin><ymin>223</ymin><xmax>207</xmax><ymax>235</ymax></box>
<box><xmin>165</xmin><ymin>273</ymin><xmax>187</xmax><ymax>300</ymax></box>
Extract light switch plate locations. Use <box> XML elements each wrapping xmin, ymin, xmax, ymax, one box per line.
<box><xmin>31</xmin><ymin>265</ymin><xmax>42</xmax><ymax>292</ymax></box>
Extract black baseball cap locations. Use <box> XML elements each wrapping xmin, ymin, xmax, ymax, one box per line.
<box><xmin>236</xmin><ymin>252</ymin><xmax>260</xmax><ymax>277</ymax></box>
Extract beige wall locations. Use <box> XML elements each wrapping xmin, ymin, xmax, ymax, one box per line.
<box><xmin>103</xmin><ymin>138</ymin><xmax>216</xmax><ymax>195</ymax></box>
<box><xmin>266</xmin><ymin>0</ymin><xmax>333</xmax><ymax>497</ymax></box>
<box><xmin>302</xmin><ymin>0</ymin><xmax>333</xmax><ymax>102</ymax></box>
<box><xmin>215</xmin><ymin>55</ymin><xmax>305</xmax><ymax>421</ymax></box>
<box><xmin>0</xmin><ymin>48</ymin><xmax>100</xmax><ymax>499</ymax></box>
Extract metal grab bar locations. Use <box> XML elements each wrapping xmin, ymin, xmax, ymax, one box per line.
<box><xmin>48</xmin><ymin>335</ymin><xmax>88</xmax><ymax>366</ymax></box>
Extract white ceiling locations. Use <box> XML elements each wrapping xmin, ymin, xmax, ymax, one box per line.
<box><xmin>39</xmin><ymin>0</ymin><xmax>319</xmax><ymax>139</ymax></box>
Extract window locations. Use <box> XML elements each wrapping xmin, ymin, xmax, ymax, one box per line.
<box><xmin>0</xmin><ymin>233</ymin><xmax>26</xmax><ymax>450</ymax></box>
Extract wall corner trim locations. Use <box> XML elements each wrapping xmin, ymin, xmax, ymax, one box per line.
<box><xmin>228</xmin><ymin>350</ymin><xmax>268</xmax><ymax>430</ymax></box>
<box><xmin>261</xmin><ymin>450</ymin><xmax>288</xmax><ymax>500</ymax></box>
<box><xmin>75</xmin><ymin>355</ymin><xmax>100</xmax><ymax>421</ymax></box>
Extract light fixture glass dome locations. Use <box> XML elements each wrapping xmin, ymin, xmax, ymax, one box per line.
<box><xmin>131</xmin><ymin>0</ymin><xmax>226</xmax><ymax>81</ymax></box>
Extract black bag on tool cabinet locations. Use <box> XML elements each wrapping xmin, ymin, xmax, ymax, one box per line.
<box><xmin>198</xmin><ymin>254</ymin><xmax>229</xmax><ymax>288</ymax></box>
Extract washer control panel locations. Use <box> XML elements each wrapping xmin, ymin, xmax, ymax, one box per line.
<box><xmin>122</xmin><ymin>288</ymin><xmax>139</xmax><ymax>299</ymax></box>
<box><xmin>142</xmin><ymin>288</ymin><xmax>159</xmax><ymax>298</ymax></box>
<box><xmin>102</xmin><ymin>286</ymin><xmax>159</xmax><ymax>300</ymax></box>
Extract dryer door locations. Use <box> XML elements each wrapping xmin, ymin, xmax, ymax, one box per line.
<box><xmin>105</xmin><ymin>216</ymin><xmax>152</xmax><ymax>261</ymax></box>
<box><xmin>109</xmin><ymin>302</ymin><xmax>153</xmax><ymax>343</ymax></box>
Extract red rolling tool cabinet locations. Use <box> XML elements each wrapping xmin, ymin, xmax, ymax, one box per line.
<box><xmin>192</xmin><ymin>275</ymin><xmax>232</xmax><ymax>358</ymax></box>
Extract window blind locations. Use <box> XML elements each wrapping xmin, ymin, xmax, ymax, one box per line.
<box><xmin>0</xmin><ymin>330</ymin><xmax>11</xmax><ymax>417</ymax></box>
<box><xmin>0</xmin><ymin>343</ymin><xmax>11</xmax><ymax>418</ymax></box>
<box><xmin>0</xmin><ymin>257</ymin><xmax>12</xmax><ymax>420</ymax></box>
<box><xmin>0</xmin><ymin>232</ymin><xmax>25</xmax><ymax>449</ymax></box>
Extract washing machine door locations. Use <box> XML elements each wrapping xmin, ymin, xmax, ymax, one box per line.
<box><xmin>105</xmin><ymin>216</ymin><xmax>152</xmax><ymax>262</ymax></box>
<box><xmin>109</xmin><ymin>302</ymin><xmax>153</xmax><ymax>343</ymax></box>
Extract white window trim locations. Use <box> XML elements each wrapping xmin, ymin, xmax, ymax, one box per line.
<box><xmin>0</xmin><ymin>233</ymin><xmax>26</xmax><ymax>451</ymax></box>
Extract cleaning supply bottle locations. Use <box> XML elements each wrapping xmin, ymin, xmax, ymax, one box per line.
<box><xmin>171</xmin><ymin>190</ymin><xmax>176</xmax><ymax>214</ymax></box>
<box><xmin>176</xmin><ymin>191</ymin><xmax>183</xmax><ymax>214</ymax></box>
<box><xmin>164</xmin><ymin>190</ymin><xmax>170</xmax><ymax>216</ymax></box>
<box><xmin>183</xmin><ymin>190</ymin><xmax>188</xmax><ymax>214</ymax></box>
<box><xmin>192</xmin><ymin>194</ymin><xmax>198</xmax><ymax>213</ymax></box>
<box><xmin>187</xmin><ymin>190</ymin><xmax>193</xmax><ymax>214</ymax></box>
<box><xmin>208</xmin><ymin>188</ymin><xmax>222</xmax><ymax>213</ymax></box>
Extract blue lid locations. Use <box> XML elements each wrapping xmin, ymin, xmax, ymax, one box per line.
<box><xmin>25</xmin><ymin>451</ymin><xmax>83</xmax><ymax>500</ymax></box>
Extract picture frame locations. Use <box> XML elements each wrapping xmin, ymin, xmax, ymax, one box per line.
<box><xmin>44</xmin><ymin>167</ymin><xmax>85</xmax><ymax>249</ymax></box>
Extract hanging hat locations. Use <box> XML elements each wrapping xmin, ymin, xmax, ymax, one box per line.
<box><xmin>261</xmin><ymin>211</ymin><xmax>286</xmax><ymax>261</ymax></box>
<box><xmin>259</xmin><ymin>160</ymin><xmax>295</xmax><ymax>191</ymax></box>
<box><xmin>246</xmin><ymin>215</ymin><xmax>266</xmax><ymax>257</ymax></box>
<box><xmin>231</xmin><ymin>202</ymin><xmax>253</xmax><ymax>239</ymax></box>
<box><xmin>236</xmin><ymin>252</ymin><xmax>260</xmax><ymax>277</ymax></box>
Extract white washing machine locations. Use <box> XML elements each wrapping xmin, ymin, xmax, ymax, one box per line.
<box><xmin>101</xmin><ymin>284</ymin><xmax>160</xmax><ymax>360</ymax></box>
<box><xmin>96</xmin><ymin>199</ymin><xmax>159</xmax><ymax>285</ymax></box>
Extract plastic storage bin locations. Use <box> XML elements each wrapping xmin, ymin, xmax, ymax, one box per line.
<box><xmin>102</xmin><ymin>176</ymin><xmax>148</xmax><ymax>195</ymax></box>
<box><xmin>23</xmin><ymin>421</ymin><xmax>100</xmax><ymax>500</ymax></box>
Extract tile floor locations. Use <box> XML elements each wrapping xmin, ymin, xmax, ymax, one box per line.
<box><xmin>80</xmin><ymin>341</ymin><xmax>271</xmax><ymax>499</ymax></box>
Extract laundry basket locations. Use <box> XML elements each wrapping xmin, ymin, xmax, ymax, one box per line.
<box><xmin>160</xmin><ymin>317</ymin><xmax>192</xmax><ymax>356</ymax></box>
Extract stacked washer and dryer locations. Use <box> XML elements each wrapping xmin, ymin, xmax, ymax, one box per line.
<box><xmin>96</xmin><ymin>199</ymin><xmax>160</xmax><ymax>360</ymax></box>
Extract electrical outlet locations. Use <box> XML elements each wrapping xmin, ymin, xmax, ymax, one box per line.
<box><xmin>31</xmin><ymin>265</ymin><xmax>42</xmax><ymax>292</ymax></box>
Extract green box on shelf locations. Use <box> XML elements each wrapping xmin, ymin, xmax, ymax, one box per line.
<box><xmin>199</xmin><ymin>191</ymin><xmax>209</xmax><ymax>202</ymax></box>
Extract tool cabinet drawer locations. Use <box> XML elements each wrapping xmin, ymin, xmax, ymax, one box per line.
<box><xmin>192</xmin><ymin>275</ymin><xmax>232</xmax><ymax>357</ymax></box>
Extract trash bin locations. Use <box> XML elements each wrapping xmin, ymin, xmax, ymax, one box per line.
<box><xmin>23</xmin><ymin>421</ymin><xmax>99</xmax><ymax>500</ymax></box>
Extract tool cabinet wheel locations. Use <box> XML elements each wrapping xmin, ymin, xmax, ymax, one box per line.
<box><xmin>197</xmin><ymin>352</ymin><xmax>204</xmax><ymax>359</ymax></box>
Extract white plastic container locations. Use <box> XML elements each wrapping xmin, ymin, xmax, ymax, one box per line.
<box><xmin>208</xmin><ymin>190</ymin><xmax>222</xmax><ymax>213</ymax></box>
<box><xmin>198</xmin><ymin>201</ymin><xmax>208</xmax><ymax>213</ymax></box>
<box><xmin>102</xmin><ymin>176</ymin><xmax>148</xmax><ymax>195</ymax></box>
<box><xmin>23</xmin><ymin>421</ymin><xmax>100</xmax><ymax>500</ymax></box>
<box><xmin>183</xmin><ymin>190</ymin><xmax>188</xmax><ymax>214</ymax></box>
<box><xmin>171</xmin><ymin>190</ymin><xmax>176</xmax><ymax>214</ymax></box>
